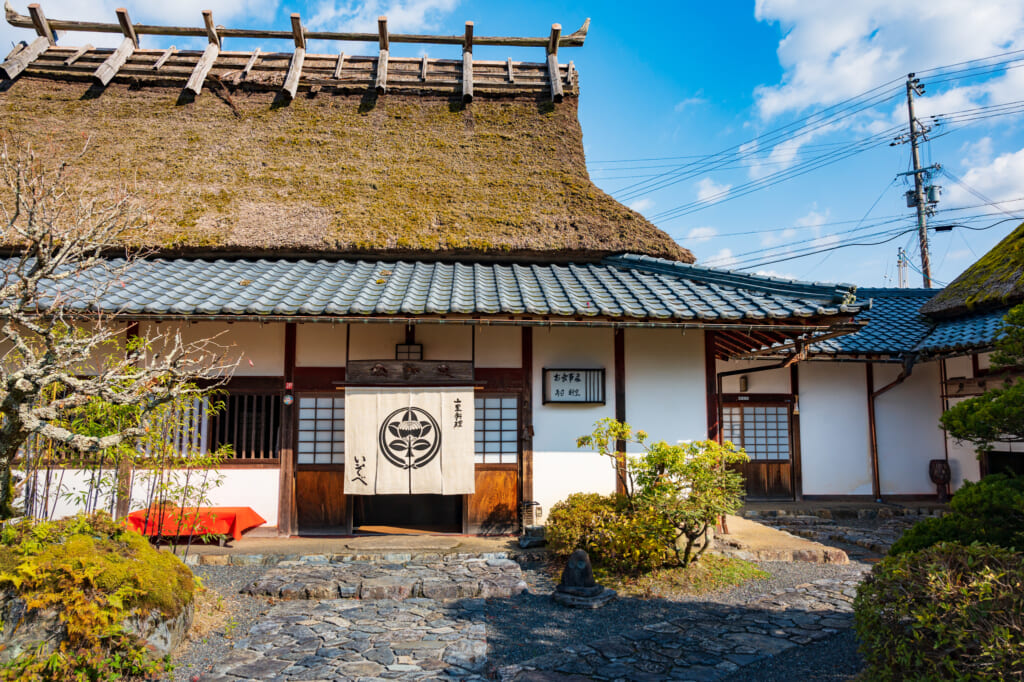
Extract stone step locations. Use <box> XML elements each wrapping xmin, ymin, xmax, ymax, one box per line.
<box><xmin>243</xmin><ymin>557</ymin><xmax>528</xmax><ymax>601</ymax></box>
<box><xmin>181</xmin><ymin>549</ymin><xmax>524</xmax><ymax>568</ymax></box>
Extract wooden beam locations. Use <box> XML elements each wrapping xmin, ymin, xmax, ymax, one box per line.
<box><xmin>461</xmin><ymin>46</ymin><xmax>473</xmax><ymax>103</ymax></box>
<box><xmin>116</xmin><ymin>7</ymin><xmax>137</xmax><ymax>48</ymax></box>
<box><xmin>281</xmin><ymin>46</ymin><xmax>305</xmax><ymax>100</ymax></box>
<box><xmin>705</xmin><ymin>330</ymin><xmax>721</xmax><ymax>442</ymax></box>
<box><xmin>3</xmin><ymin>41</ymin><xmax>26</xmax><ymax>62</ymax></box>
<box><xmin>377</xmin><ymin>15</ymin><xmax>388</xmax><ymax>50</ymax></box>
<box><xmin>375</xmin><ymin>48</ymin><xmax>388</xmax><ymax>94</ymax></box>
<box><xmin>419</xmin><ymin>54</ymin><xmax>428</xmax><ymax>80</ymax></box>
<box><xmin>790</xmin><ymin>364</ymin><xmax>803</xmax><ymax>501</ymax></box>
<box><xmin>63</xmin><ymin>43</ymin><xmax>93</xmax><ymax>66</ymax></box>
<box><xmin>184</xmin><ymin>41</ymin><xmax>220</xmax><ymax>96</ymax></box>
<box><xmin>506</xmin><ymin>56</ymin><xmax>515</xmax><ymax>82</ymax></box>
<box><xmin>547</xmin><ymin>51</ymin><xmax>563</xmax><ymax>102</ymax></box>
<box><xmin>547</xmin><ymin>22</ymin><xmax>561</xmax><ymax>55</ymax></box>
<box><xmin>0</xmin><ymin>34</ymin><xmax>48</xmax><ymax>79</ymax></box>
<box><xmin>290</xmin><ymin>12</ymin><xmax>305</xmax><ymax>49</ymax></box>
<box><xmin>28</xmin><ymin>3</ymin><xmax>55</xmax><ymax>45</ymax></box>
<box><xmin>614</xmin><ymin>328</ymin><xmax>627</xmax><ymax>494</ymax></box>
<box><xmin>463</xmin><ymin>20</ymin><xmax>473</xmax><ymax>53</ymax></box>
<box><xmin>278</xmin><ymin>322</ymin><xmax>297</xmax><ymax>536</ymax></box>
<box><xmin>92</xmin><ymin>36</ymin><xmax>134</xmax><ymax>86</ymax></box>
<box><xmin>203</xmin><ymin>9</ymin><xmax>220</xmax><ymax>47</ymax></box>
<box><xmin>332</xmin><ymin>51</ymin><xmax>345</xmax><ymax>78</ymax></box>
<box><xmin>3</xmin><ymin>4</ymin><xmax>592</xmax><ymax>48</ymax></box>
<box><xmin>152</xmin><ymin>45</ymin><xmax>176</xmax><ymax>70</ymax></box>
<box><xmin>520</xmin><ymin>327</ymin><xmax>534</xmax><ymax>527</ymax></box>
<box><xmin>241</xmin><ymin>47</ymin><xmax>261</xmax><ymax>79</ymax></box>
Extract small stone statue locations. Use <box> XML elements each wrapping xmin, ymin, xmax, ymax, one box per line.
<box><xmin>553</xmin><ymin>549</ymin><xmax>616</xmax><ymax>608</ymax></box>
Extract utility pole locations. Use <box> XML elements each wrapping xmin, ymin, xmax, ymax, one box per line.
<box><xmin>906</xmin><ymin>73</ymin><xmax>932</xmax><ymax>288</ymax></box>
<box><xmin>897</xmin><ymin>247</ymin><xmax>908</xmax><ymax>288</ymax></box>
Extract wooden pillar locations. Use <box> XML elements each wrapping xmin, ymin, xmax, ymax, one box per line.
<box><xmin>520</xmin><ymin>327</ymin><xmax>534</xmax><ymax>526</ymax></box>
<box><xmin>790</xmin><ymin>363</ymin><xmax>803</xmax><ymax>501</ymax></box>
<box><xmin>278</xmin><ymin>323</ymin><xmax>297</xmax><ymax>536</ymax></box>
<box><xmin>866</xmin><ymin>363</ymin><xmax>881</xmax><ymax>501</ymax></box>
<box><xmin>614</xmin><ymin>328</ymin><xmax>627</xmax><ymax>494</ymax></box>
<box><xmin>704</xmin><ymin>330</ymin><xmax>721</xmax><ymax>442</ymax></box>
<box><xmin>114</xmin><ymin>321</ymin><xmax>141</xmax><ymax>520</ymax></box>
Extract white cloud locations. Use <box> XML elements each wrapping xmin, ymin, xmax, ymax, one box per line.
<box><xmin>760</xmin><ymin>227</ymin><xmax>797</xmax><ymax>246</ymax></box>
<box><xmin>960</xmin><ymin>136</ymin><xmax>993</xmax><ymax>169</ymax></box>
<box><xmin>754</xmin><ymin>269</ymin><xmax>797</xmax><ymax>279</ymax></box>
<box><xmin>0</xmin><ymin>1</ymin><xmax>278</xmax><ymax>50</ymax></box>
<box><xmin>944</xmin><ymin>146</ymin><xmax>1024</xmax><ymax>210</ymax></box>
<box><xmin>629</xmin><ymin>198</ymin><xmax>655</xmax><ymax>213</ymax></box>
<box><xmin>795</xmin><ymin>208</ymin><xmax>830</xmax><ymax>237</ymax></box>
<box><xmin>705</xmin><ymin>248</ymin><xmax>738</xmax><ymax>268</ymax></box>
<box><xmin>811</xmin><ymin>233</ymin><xmax>841</xmax><ymax>248</ymax></box>
<box><xmin>696</xmin><ymin>177</ymin><xmax>732</xmax><ymax>203</ymax></box>
<box><xmin>674</xmin><ymin>91</ymin><xmax>707</xmax><ymax>112</ymax></box>
<box><xmin>686</xmin><ymin>226</ymin><xmax>718</xmax><ymax>243</ymax></box>
<box><xmin>308</xmin><ymin>0</ymin><xmax>459</xmax><ymax>33</ymax></box>
<box><xmin>753</xmin><ymin>0</ymin><xmax>1024</xmax><ymax>119</ymax></box>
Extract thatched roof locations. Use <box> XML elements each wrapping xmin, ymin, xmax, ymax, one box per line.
<box><xmin>920</xmin><ymin>221</ymin><xmax>1024</xmax><ymax>319</ymax></box>
<box><xmin>0</xmin><ymin>46</ymin><xmax>692</xmax><ymax>263</ymax></box>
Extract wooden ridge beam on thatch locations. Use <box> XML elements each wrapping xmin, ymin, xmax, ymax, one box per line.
<box><xmin>280</xmin><ymin>13</ymin><xmax>305</xmax><ymax>100</ymax></box>
<box><xmin>461</xmin><ymin>21</ymin><xmax>473</xmax><ymax>103</ymax></box>
<box><xmin>4</xmin><ymin>2</ymin><xmax>590</xmax><ymax>50</ymax></box>
<box><xmin>92</xmin><ymin>8</ymin><xmax>136</xmax><ymax>86</ymax></box>
<box><xmin>27</xmin><ymin>3</ymin><xmax>55</xmax><ymax>45</ymax></box>
<box><xmin>184</xmin><ymin>10</ymin><xmax>220</xmax><ymax>96</ymax></box>
<box><xmin>0</xmin><ymin>34</ymin><xmax>47</xmax><ymax>79</ymax></box>
<box><xmin>375</xmin><ymin>15</ymin><xmax>388</xmax><ymax>94</ymax></box>
<box><xmin>546</xmin><ymin>24</ymin><xmax>562</xmax><ymax>103</ymax></box>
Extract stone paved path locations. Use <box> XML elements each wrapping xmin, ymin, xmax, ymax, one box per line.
<box><xmin>765</xmin><ymin>515</ymin><xmax>929</xmax><ymax>554</ymax></box>
<box><xmin>497</xmin><ymin>568</ymin><xmax>870</xmax><ymax>682</ymax></box>
<box><xmin>199</xmin><ymin>555</ymin><xmax>874</xmax><ymax>681</ymax></box>
<box><xmin>198</xmin><ymin>597</ymin><xmax>488</xmax><ymax>681</ymax></box>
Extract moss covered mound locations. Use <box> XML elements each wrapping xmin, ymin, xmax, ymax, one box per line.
<box><xmin>0</xmin><ymin>513</ymin><xmax>194</xmax><ymax>679</ymax></box>
<box><xmin>921</xmin><ymin>221</ymin><xmax>1024</xmax><ymax>318</ymax></box>
<box><xmin>0</xmin><ymin>76</ymin><xmax>692</xmax><ymax>263</ymax></box>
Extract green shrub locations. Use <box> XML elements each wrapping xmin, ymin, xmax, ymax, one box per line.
<box><xmin>855</xmin><ymin>542</ymin><xmax>1024</xmax><ymax>681</ymax></box>
<box><xmin>545</xmin><ymin>493</ymin><xmax>674</xmax><ymax>574</ymax></box>
<box><xmin>891</xmin><ymin>474</ymin><xmax>1024</xmax><ymax>555</ymax></box>
<box><xmin>0</xmin><ymin>512</ymin><xmax>195</xmax><ymax>680</ymax></box>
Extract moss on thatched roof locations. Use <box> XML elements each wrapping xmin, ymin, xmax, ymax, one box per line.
<box><xmin>921</xmin><ymin>221</ymin><xmax>1024</xmax><ymax>319</ymax></box>
<box><xmin>0</xmin><ymin>74</ymin><xmax>691</xmax><ymax>263</ymax></box>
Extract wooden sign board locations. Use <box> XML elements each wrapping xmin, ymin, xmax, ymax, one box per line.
<box><xmin>346</xmin><ymin>360</ymin><xmax>474</xmax><ymax>385</ymax></box>
<box><xmin>542</xmin><ymin>368</ymin><xmax>605</xmax><ymax>404</ymax></box>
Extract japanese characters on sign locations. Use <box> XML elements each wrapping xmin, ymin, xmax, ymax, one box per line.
<box><xmin>542</xmin><ymin>368</ymin><xmax>605</xmax><ymax>404</ymax></box>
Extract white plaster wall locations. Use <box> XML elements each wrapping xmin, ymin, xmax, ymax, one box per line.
<box><xmin>474</xmin><ymin>326</ymin><xmax>522</xmax><ymax>368</ymax></box>
<box><xmin>143</xmin><ymin>322</ymin><xmax>284</xmax><ymax>376</ymax></box>
<box><xmin>25</xmin><ymin>469</ymin><xmax>114</xmax><ymax>519</ymax></box>
<box><xmin>944</xmin><ymin>354</ymin><xmax>974</xmax><ymax>379</ymax></box>
<box><xmin>874</xmin><ymin>361</ymin><xmax>948</xmax><ymax>494</ymax></box>
<box><xmin>532</xmin><ymin>327</ymin><xmax>616</xmax><ymax>521</ymax></box>
<box><xmin>943</xmin><ymin>394</ymin><xmax>986</xmax><ymax>489</ymax></box>
<box><xmin>27</xmin><ymin>467</ymin><xmax>279</xmax><ymax>529</ymax></box>
<box><xmin>978</xmin><ymin>352</ymin><xmax>992</xmax><ymax>371</ymax></box>
<box><xmin>624</xmin><ymin>328</ymin><xmax>706</xmax><ymax>447</ymax></box>
<box><xmin>418</xmin><ymin>325</ymin><xmax>472</xmax><ymax>361</ymax></box>
<box><xmin>798</xmin><ymin>363</ymin><xmax>874</xmax><ymax>496</ymax></box>
<box><xmin>718</xmin><ymin>359</ymin><xmax>791</xmax><ymax>394</ymax></box>
<box><xmin>348</xmin><ymin>324</ymin><xmax>405</xmax><ymax>360</ymax></box>
<box><xmin>296</xmin><ymin>323</ymin><xmax>347</xmax><ymax>367</ymax></box>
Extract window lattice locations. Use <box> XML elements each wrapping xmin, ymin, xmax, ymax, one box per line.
<box><xmin>297</xmin><ymin>397</ymin><xmax>345</xmax><ymax>465</ymax></box>
<box><xmin>207</xmin><ymin>393</ymin><xmax>282</xmax><ymax>460</ymax></box>
<box><xmin>474</xmin><ymin>396</ymin><xmax>518</xmax><ymax>464</ymax></box>
<box><xmin>722</xmin><ymin>405</ymin><xmax>790</xmax><ymax>461</ymax></box>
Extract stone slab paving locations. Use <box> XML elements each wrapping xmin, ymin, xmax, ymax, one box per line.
<box><xmin>497</xmin><ymin>567</ymin><xmax>871</xmax><ymax>682</ymax></box>
<box><xmin>765</xmin><ymin>515</ymin><xmax>931</xmax><ymax>554</ymax></box>
<box><xmin>243</xmin><ymin>556</ymin><xmax>528</xmax><ymax>601</ymax></box>
<box><xmin>197</xmin><ymin>597</ymin><xmax>488</xmax><ymax>681</ymax></box>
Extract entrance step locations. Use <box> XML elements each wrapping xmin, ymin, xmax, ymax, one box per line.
<box><xmin>243</xmin><ymin>556</ymin><xmax>527</xmax><ymax>601</ymax></box>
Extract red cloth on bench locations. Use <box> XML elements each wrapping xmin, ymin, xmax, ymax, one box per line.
<box><xmin>125</xmin><ymin>506</ymin><xmax>266</xmax><ymax>541</ymax></box>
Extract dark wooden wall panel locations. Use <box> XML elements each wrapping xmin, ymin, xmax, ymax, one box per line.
<box><xmin>296</xmin><ymin>469</ymin><xmax>348</xmax><ymax>529</ymax></box>
<box><xmin>467</xmin><ymin>467</ymin><xmax>517</xmax><ymax>535</ymax></box>
<box><xmin>734</xmin><ymin>461</ymin><xmax>792</xmax><ymax>499</ymax></box>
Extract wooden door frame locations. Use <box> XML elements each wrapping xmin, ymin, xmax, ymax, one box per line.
<box><xmin>721</xmin><ymin>394</ymin><xmax>796</xmax><ymax>499</ymax></box>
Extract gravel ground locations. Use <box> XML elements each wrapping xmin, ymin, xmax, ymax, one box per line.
<box><xmin>170</xmin><ymin>566</ymin><xmax>269</xmax><ymax>682</ymax></box>
<box><xmin>171</xmin><ymin>558</ymin><xmax>871</xmax><ymax>681</ymax></box>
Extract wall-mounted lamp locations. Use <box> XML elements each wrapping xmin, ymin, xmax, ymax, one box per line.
<box><xmin>739</xmin><ymin>375</ymin><xmax>749</xmax><ymax>393</ymax></box>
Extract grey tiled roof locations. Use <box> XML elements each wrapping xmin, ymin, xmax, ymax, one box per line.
<box><xmin>38</xmin><ymin>255</ymin><xmax>865</xmax><ymax>321</ymax></box>
<box><xmin>810</xmin><ymin>288</ymin><xmax>936</xmax><ymax>355</ymax></box>
<box><xmin>915</xmin><ymin>308</ymin><xmax>1008</xmax><ymax>354</ymax></box>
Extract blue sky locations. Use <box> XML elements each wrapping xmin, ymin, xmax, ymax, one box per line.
<box><xmin>3</xmin><ymin>1</ymin><xmax>1023</xmax><ymax>288</ymax></box>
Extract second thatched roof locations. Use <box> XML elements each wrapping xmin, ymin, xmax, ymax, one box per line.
<box><xmin>921</xmin><ymin>221</ymin><xmax>1024</xmax><ymax>319</ymax></box>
